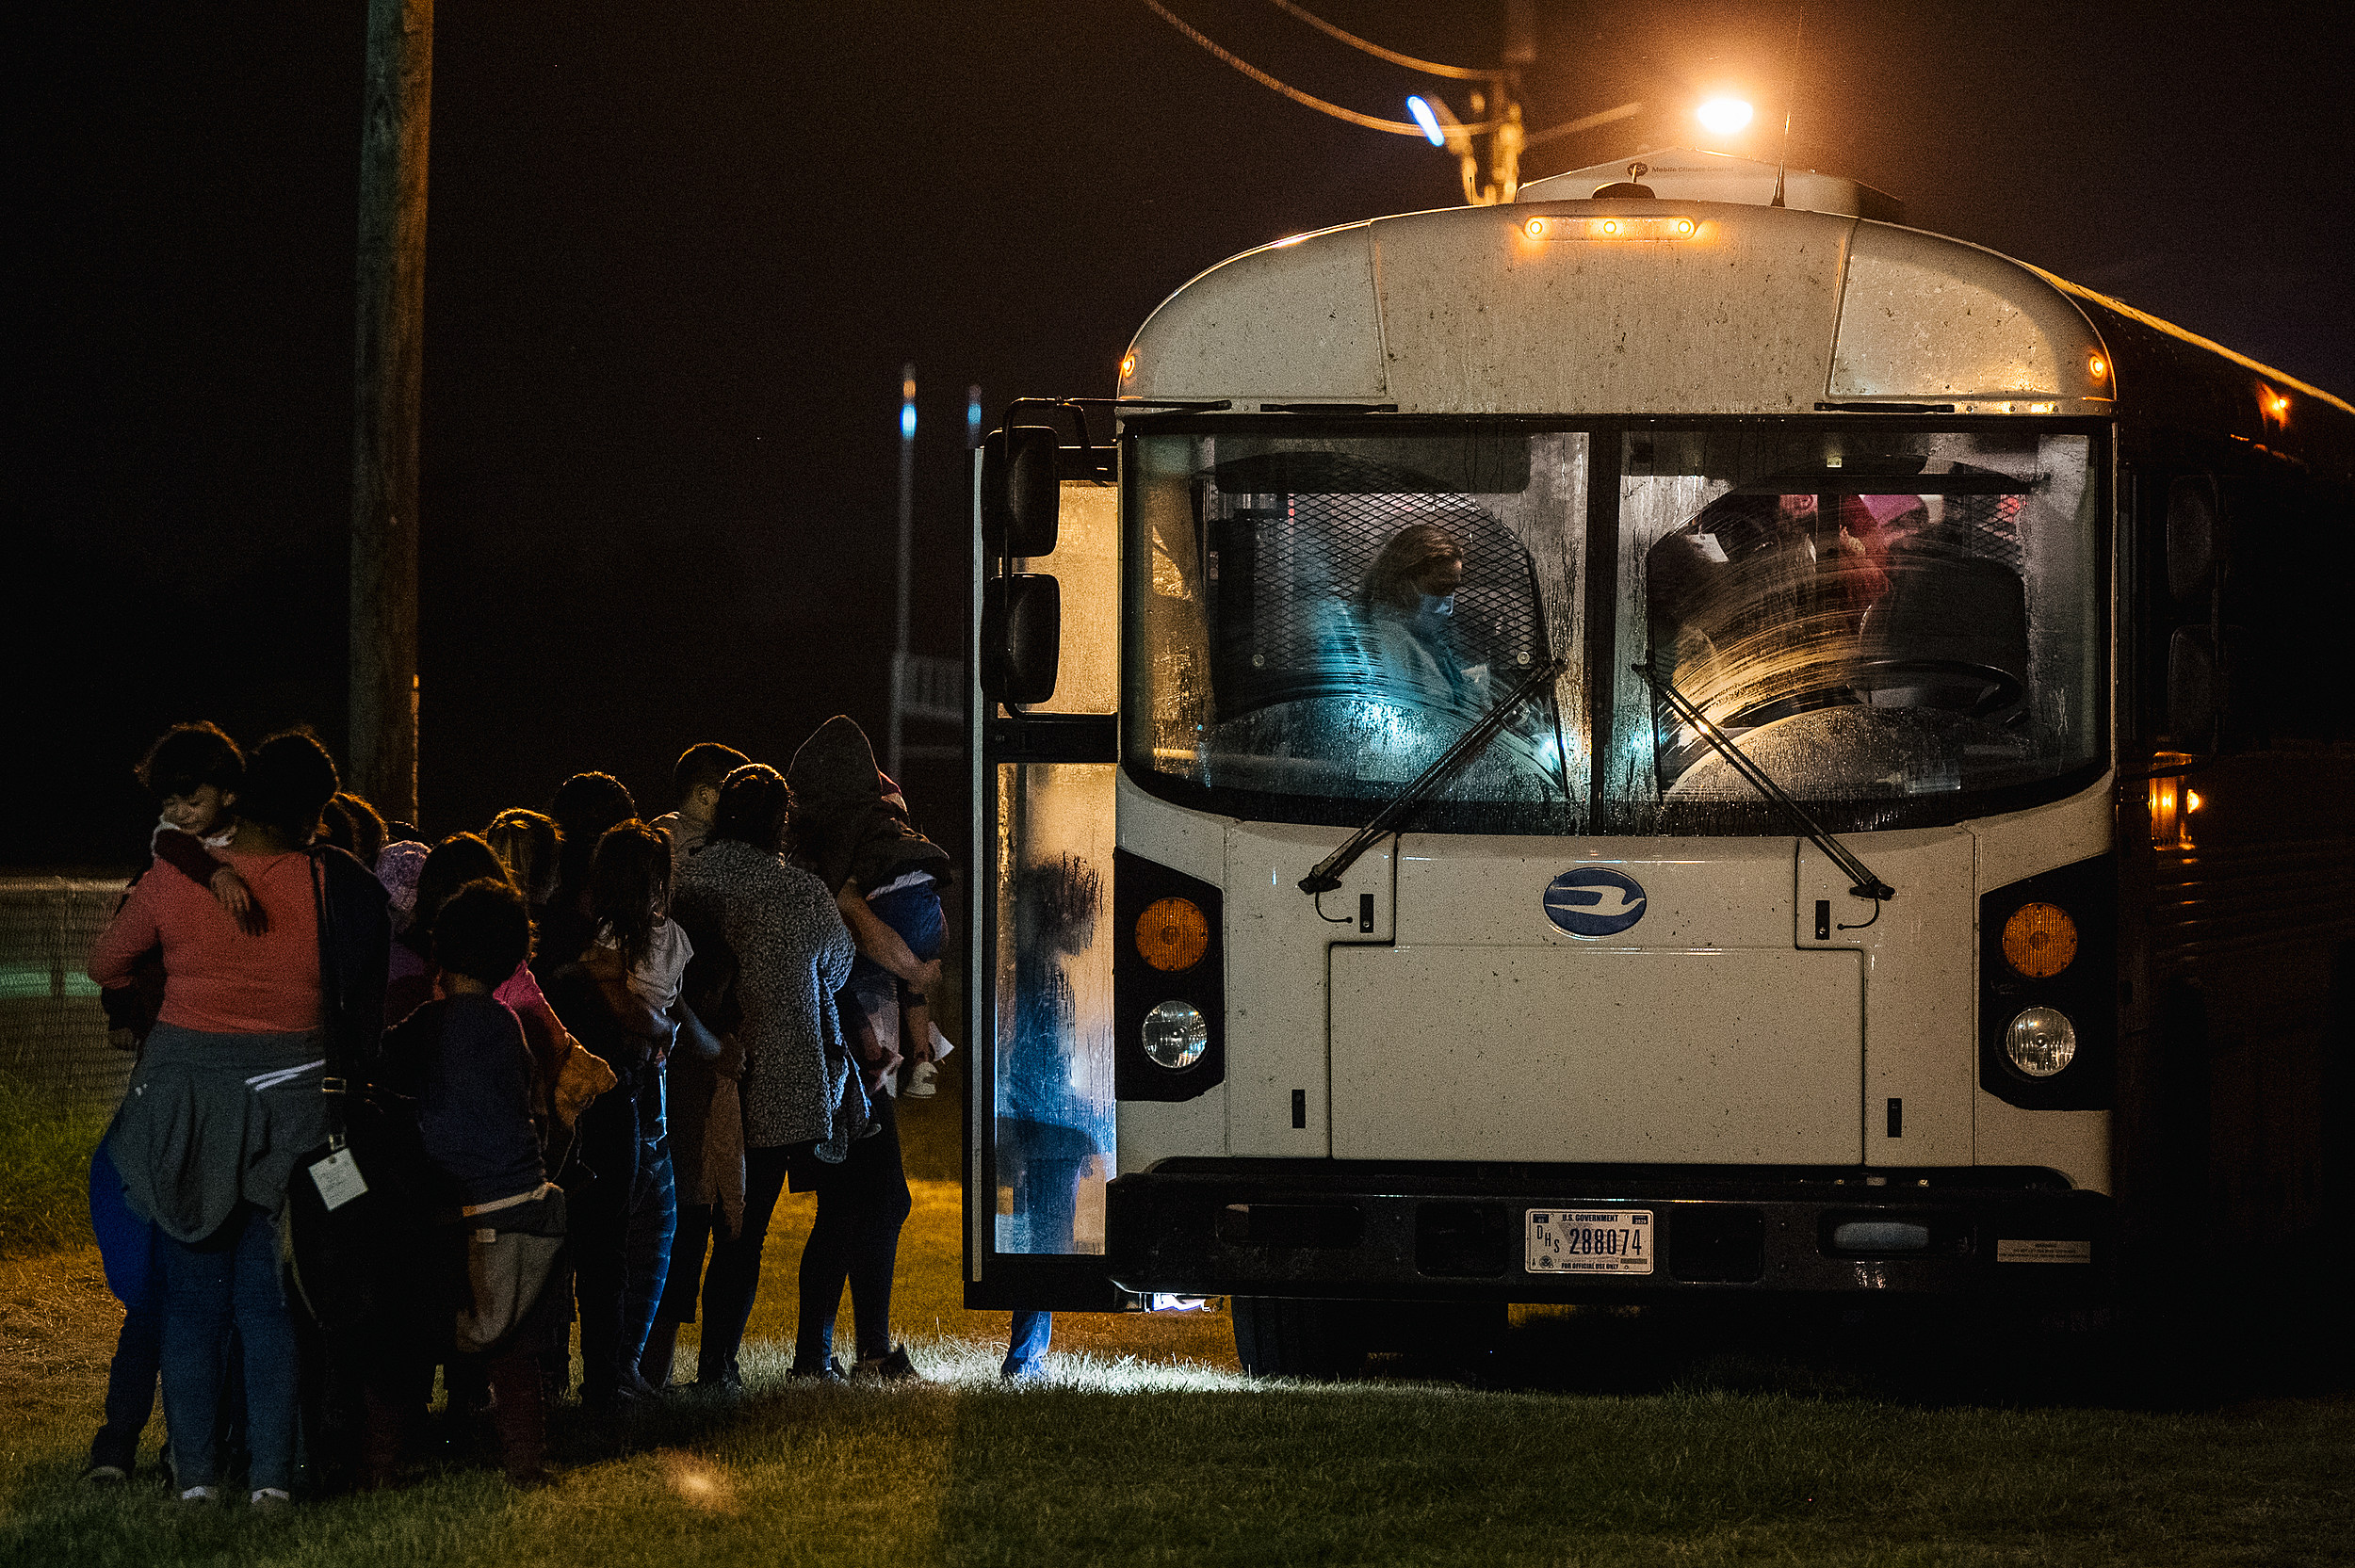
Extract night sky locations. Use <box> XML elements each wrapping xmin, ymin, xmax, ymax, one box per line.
<box><xmin>15</xmin><ymin>0</ymin><xmax>2352</xmax><ymax>869</ymax></box>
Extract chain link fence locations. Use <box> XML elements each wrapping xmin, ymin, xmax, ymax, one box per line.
<box><xmin>0</xmin><ymin>877</ymin><xmax>132</xmax><ymax>1113</ymax></box>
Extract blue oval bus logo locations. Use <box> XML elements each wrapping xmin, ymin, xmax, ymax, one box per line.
<box><xmin>1543</xmin><ymin>867</ymin><xmax>1648</xmax><ymax>938</ymax></box>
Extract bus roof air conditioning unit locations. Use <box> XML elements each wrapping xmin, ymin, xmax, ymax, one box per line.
<box><xmin>1518</xmin><ymin>147</ymin><xmax>1904</xmax><ymax>222</ymax></box>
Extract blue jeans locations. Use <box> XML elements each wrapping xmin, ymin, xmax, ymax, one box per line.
<box><xmin>622</xmin><ymin>1135</ymin><xmax>677</xmax><ymax>1372</ymax></box>
<box><xmin>159</xmin><ymin>1205</ymin><xmax>296</xmax><ymax>1493</ymax></box>
<box><xmin>852</xmin><ymin>884</ymin><xmax>945</xmax><ymax>1006</ymax></box>
<box><xmin>1005</xmin><ymin>1311</ymin><xmax>1052</xmax><ymax>1376</ymax></box>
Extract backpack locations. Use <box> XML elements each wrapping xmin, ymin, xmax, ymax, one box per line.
<box><xmin>285</xmin><ymin>845</ymin><xmax>419</xmax><ymax>1334</ymax></box>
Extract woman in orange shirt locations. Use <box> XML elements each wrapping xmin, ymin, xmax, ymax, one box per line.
<box><xmin>90</xmin><ymin>732</ymin><xmax>349</xmax><ymax>1510</ymax></box>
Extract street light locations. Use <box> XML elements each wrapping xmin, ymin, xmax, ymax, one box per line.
<box><xmin>1697</xmin><ymin>97</ymin><xmax>1753</xmax><ymax>137</ymax></box>
<box><xmin>1405</xmin><ymin>95</ymin><xmax>1446</xmax><ymax>147</ymax></box>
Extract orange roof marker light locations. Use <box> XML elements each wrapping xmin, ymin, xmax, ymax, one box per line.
<box><xmin>1526</xmin><ymin>215</ymin><xmax>1704</xmax><ymax>243</ymax></box>
<box><xmin>1121</xmin><ymin>351</ymin><xmax>1138</xmax><ymax>382</ymax></box>
<box><xmin>2088</xmin><ymin>355</ymin><xmax>2107</xmax><ymax>381</ymax></box>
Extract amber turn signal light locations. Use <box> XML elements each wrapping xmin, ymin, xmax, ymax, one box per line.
<box><xmin>1136</xmin><ymin>897</ymin><xmax>1210</xmax><ymax>972</ymax></box>
<box><xmin>2001</xmin><ymin>901</ymin><xmax>2078</xmax><ymax>979</ymax></box>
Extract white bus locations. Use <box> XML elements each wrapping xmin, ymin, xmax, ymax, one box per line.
<box><xmin>965</xmin><ymin>148</ymin><xmax>2355</xmax><ymax>1375</ymax></box>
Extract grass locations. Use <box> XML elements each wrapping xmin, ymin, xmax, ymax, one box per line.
<box><xmin>0</xmin><ymin>1071</ymin><xmax>107</xmax><ymax>1258</ymax></box>
<box><xmin>2</xmin><ymin>1074</ymin><xmax>2351</xmax><ymax>1565</ymax></box>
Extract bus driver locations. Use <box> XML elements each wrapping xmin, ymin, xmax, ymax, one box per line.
<box><xmin>1358</xmin><ymin>522</ymin><xmax>1484</xmax><ymax>712</ymax></box>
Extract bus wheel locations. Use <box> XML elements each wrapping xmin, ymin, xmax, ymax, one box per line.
<box><xmin>1231</xmin><ymin>1297</ymin><xmax>1368</xmax><ymax>1380</ymax></box>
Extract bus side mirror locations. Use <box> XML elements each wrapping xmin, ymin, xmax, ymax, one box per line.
<box><xmin>2165</xmin><ymin>475</ymin><xmax>2224</xmax><ymax>604</ymax></box>
<box><xmin>982</xmin><ymin>574</ymin><xmax>1061</xmax><ymax>704</ymax></box>
<box><xmin>982</xmin><ymin>427</ymin><xmax>1062</xmax><ymax>558</ymax></box>
<box><xmin>2165</xmin><ymin>625</ymin><xmax>2217</xmax><ymax>746</ymax></box>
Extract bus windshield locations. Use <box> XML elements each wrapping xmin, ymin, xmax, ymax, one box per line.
<box><xmin>1125</xmin><ymin>423</ymin><xmax>2103</xmax><ymax>834</ymax></box>
<box><xmin>1124</xmin><ymin>429</ymin><xmax>1587</xmax><ymax>831</ymax></box>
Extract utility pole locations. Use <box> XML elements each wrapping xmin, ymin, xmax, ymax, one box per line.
<box><xmin>349</xmin><ymin>0</ymin><xmax>432</xmax><ymax>823</ymax></box>
<box><xmin>888</xmin><ymin>364</ymin><xmax>916</xmax><ymax>781</ymax></box>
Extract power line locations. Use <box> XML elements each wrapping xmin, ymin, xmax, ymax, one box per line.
<box><xmin>1523</xmin><ymin>101</ymin><xmax>1644</xmax><ymax>150</ymax></box>
<box><xmin>1136</xmin><ymin>0</ymin><xmax>1432</xmax><ymax>137</ymax></box>
<box><xmin>1136</xmin><ymin>0</ymin><xmax>1632</xmax><ymax>202</ymax></box>
<box><xmin>1261</xmin><ymin>0</ymin><xmax>1501</xmax><ymax>82</ymax></box>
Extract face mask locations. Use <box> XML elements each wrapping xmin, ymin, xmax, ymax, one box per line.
<box><xmin>1419</xmin><ymin>592</ymin><xmax>1455</xmax><ymax>618</ymax></box>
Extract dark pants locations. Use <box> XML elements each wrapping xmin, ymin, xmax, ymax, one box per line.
<box><xmin>658</xmin><ymin>1203</ymin><xmax>715</xmax><ymax>1327</ymax></box>
<box><xmin>693</xmin><ymin>1147</ymin><xmax>794</xmax><ymax>1384</ymax></box>
<box><xmin>793</xmin><ymin>1096</ymin><xmax>913</xmax><ymax>1368</ymax></box>
<box><xmin>570</xmin><ymin>1084</ymin><xmax>641</xmax><ymax>1402</ymax></box>
<box><xmin>159</xmin><ymin>1205</ymin><xmax>297</xmax><ymax>1494</ymax></box>
<box><xmin>90</xmin><ymin>1255</ymin><xmax>164</xmax><ymax>1472</ymax></box>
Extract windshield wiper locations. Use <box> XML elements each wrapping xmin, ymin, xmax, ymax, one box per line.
<box><xmin>1300</xmin><ymin>655</ymin><xmax>1568</xmax><ymax>896</ymax></box>
<box><xmin>1632</xmin><ymin>658</ymin><xmax>1897</xmax><ymax>903</ymax></box>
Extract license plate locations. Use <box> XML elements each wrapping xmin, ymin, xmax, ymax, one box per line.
<box><xmin>1526</xmin><ymin>1208</ymin><xmax>1653</xmax><ymax>1275</ymax></box>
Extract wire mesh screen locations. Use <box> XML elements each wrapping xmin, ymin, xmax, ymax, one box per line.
<box><xmin>1202</xmin><ymin>454</ymin><xmax>1549</xmax><ymax>722</ymax></box>
<box><xmin>0</xmin><ymin>878</ymin><xmax>133</xmax><ymax>1111</ymax></box>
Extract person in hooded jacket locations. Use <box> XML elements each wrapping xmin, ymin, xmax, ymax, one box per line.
<box><xmin>783</xmin><ymin>717</ymin><xmax>944</xmax><ymax>1381</ymax></box>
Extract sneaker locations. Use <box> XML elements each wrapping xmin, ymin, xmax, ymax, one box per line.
<box><xmin>788</xmin><ymin>1356</ymin><xmax>845</xmax><ymax>1384</ymax></box>
<box><xmin>250</xmin><ymin>1488</ymin><xmax>293</xmax><ymax>1511</ymax></box>
<box><xmin>999</xmin><ymin>1359</ymin><xmax>1048</xmax><ymax>1384</ymax></box>
<box><xmin>903</xmin><ymin>1060</ymin><xmax>937</xmax><ymax>1099</ymax></box>
<box><xmin>851</xmin><ymin>1346</ymin><xmax>922</xmax><ymax>1384</ymax></box>
<box><xmin>79</xmin><ymin>1463</ymin><xmax>130</xmax><ymax>1487</ymax></box>
<box><xmin>581</xmin><ymin>1381</ymin><xmax>649</xmax><ymax>1415</ymax></box>
<box><xmin>178</xmin><ymin>1485</ymin><xmax>220</xmax><ymax>1507</ymax></box>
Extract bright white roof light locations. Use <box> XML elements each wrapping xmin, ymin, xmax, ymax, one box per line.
<box><xmin>1697</xmin><ymin>97</ymin><xmax>1754</xmax><ymax>136</ymax></box>
<box><xmin>1406</xmin><ymin>96</ymin><xmax>1446</xmax><ymax>147</ymax></box>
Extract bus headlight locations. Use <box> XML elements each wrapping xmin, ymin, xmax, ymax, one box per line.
<box><xmin>2004</xmin><ymin>1006</ymin><xmax>2077</xmax><ymax>1077</ymax></box>
<box><xmin>1142</xmin><ymin>1000</ymin><xmax>1208</xmax><ymax>1070</ymax></box>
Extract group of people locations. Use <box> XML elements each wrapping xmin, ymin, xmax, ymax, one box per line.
<box><xmin>82</xmin><ymin>712</ymin><xmax>1015</xmax><ymax>1507</ymax></box>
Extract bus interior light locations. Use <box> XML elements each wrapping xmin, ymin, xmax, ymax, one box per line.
<box><xmin>2004</xmin><ymin>1006</ymin><xmax>2077</xmax><ymax>1077</ymax></box>
<box><xmin>1143</xmin><ymin>1000</ymin><xmax>1209</xmax><ymax>1071</ymax></box>
<box><xmin>1137</xmin><ymin>897</ymin><xmax>1210</xmax><ymax>972</ymax></box>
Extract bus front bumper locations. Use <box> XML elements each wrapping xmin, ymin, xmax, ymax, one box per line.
<box><xmin>1106</xmin><ymin>1161</ymin><xmax>2114</xmax><ymax>1301</ymax></box>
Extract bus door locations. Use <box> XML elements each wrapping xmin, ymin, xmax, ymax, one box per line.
<box><xmin>968</xmin><ymin>431</ymin><xmax>1124</xmax><ymax>1310</ymax></box>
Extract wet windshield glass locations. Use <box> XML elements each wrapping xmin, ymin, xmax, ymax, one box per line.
<box><xmin>1124</xmin><ymin>423</ymin><xmax>2102</xmax><ymax>833</ymax></box>
<box><xmin>1125</xmin><ymin>431</ymin><xmax>1586</xmax><ymax>827</ymax></box>
<box><xmin>1610</xmin><ymin>428</ymin><xmax>2101</xmax><ymax>832</ymax></box>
